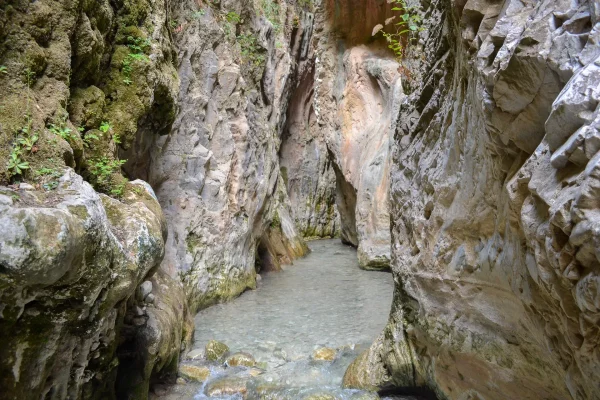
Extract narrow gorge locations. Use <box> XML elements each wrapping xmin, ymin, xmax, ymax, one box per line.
<box><xmin>0</xmin><ymin>0</ymin><xmax>599</xmax><ymax>399</ymax></box>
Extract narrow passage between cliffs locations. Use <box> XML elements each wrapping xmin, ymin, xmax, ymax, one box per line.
<box><xmin>151</xmin><ymin>239</ymin><xmax>402</xmax><ymax>399</ymax></box>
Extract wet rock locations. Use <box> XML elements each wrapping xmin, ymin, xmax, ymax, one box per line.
<box><xmin>273</xmin><ymin>349</ymin><xmax>288</xmax><ymax>361</ymax></box>
<box><xmin>178</xmin><ymin>365</ymin><xmax>211</xmax><ymax>383</ymax></box>
<box><xmin>302</xmin><ymin>392</ymin><xmax>341</xmax><ymax>400</ymax></box>
<box><xmin>151</xmin><ymin>0</ymin><xmax>310</xmax><ymax>314</ymax></box>
<box><xmin>186</xmin><ymin>349</ymin><xmax>204</xmax><ymax>360</ymax></box>
<box><xmin>205</xmin><ymin>340</ymin><xmax>230</xmax><ymax>361</ymax></box>
<box><xmin>342</xmin><ymin>337</ymin><xmax>389</xmax><ymax>391</ymax></box>
<box><xmin>384</xmin><ymin>0</ymin><xmax>600</xmax><ymax>398</ymax></box>
<box><xmin>144</xmin><ymin>293</ymin><xmax>155</xmax><ymax>304</ymax></box>
<box><xmin>0</xmin><ymin>170</ymin><xmax>169</xmax><ymax>398</ymax></box>
<box><xmin>204</xmin><ymin>377</ymin><xmax>248</xmax><ymax>397</ymax></box>
<box><xmin>312</xmin><ymin>347</ymin><xmax>337</xmax><ymax>361</ymax></box>
<box><xmin>248</xmin><ymin>368</ymin><xmax>264</xmax><ymax>377</ymax></box>
<box><xmin>225</xmin><ymin>352</ymin><xmax>256</xmax><ymax>367</ymax></box>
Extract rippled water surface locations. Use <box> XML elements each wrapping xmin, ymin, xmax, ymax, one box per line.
<box><xmin>154</xmin><ymin>239</ymin><xmax>397</xmax><ymax>400</ymax></box>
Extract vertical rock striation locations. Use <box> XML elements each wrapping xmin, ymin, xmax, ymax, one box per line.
<box><xmin>307</xmin><ymin>0</ymin><xmax>403</xmax><ymax>270</ymax></box>
<box><xmin>149</xmin><ymin>0</ymin><xmax>310</xmax><ymax>313</ymax></box>
<box><xmin>350</xmin><ymin>0</ymin><xmax>600</xmax><ymax>398</ymax></box>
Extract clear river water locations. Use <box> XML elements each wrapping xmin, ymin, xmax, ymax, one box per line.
<box><xmin>153</xmin><ymin>239</ymin><xmax>403</xmax><ymax>399</ymax></box>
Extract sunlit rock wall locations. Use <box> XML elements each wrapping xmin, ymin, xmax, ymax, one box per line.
<box><xmin>311</xmin><ymin>0</ymin><xmax>403</xmax><ymax>269</ymax></box>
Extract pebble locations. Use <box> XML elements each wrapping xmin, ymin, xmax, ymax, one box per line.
<box><xmin>204</xmin><ymin>377</ymin><xmax>248</xmax><ymax>397</ymax></box>
<box><xmin>312</xmin><ymin>347</ymin><xmax>336</xmax><ymax>361</ymax></box>
<box><xmin>205</xmin><ymin>340</ymin><xmax>229</xmax><ymax>361</ymax></box>
<box><xmin>225</xmin><ymin>351</ymin><xmax>256</xmax><ymax>367</ymax></box>
<box><xmin>186</xmin><ymin>348</ymin><xmax>204</xmax><ymax>360</ymax></box>
<box><xmin>178</xmin><ymin>364</ymin><xmax>211</xmax><ymax>382</ymax></box>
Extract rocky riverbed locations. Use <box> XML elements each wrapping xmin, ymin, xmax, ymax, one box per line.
<box><xmin>152</xmin><ymin>240</ymin><xmax>398</xmax><ymax>399</ymax></box>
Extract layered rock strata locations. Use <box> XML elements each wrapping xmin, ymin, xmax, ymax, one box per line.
<box><xmin>349</xmin><ymin>0</ymin><xmax>600</xmax><ymax>398</ymax></box>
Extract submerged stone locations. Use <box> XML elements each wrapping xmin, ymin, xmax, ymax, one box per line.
<box><xmin>178</xmin><ymin>364</ymin><xmax>211</xmax><ymax>382</ymax></box>
<box><xmin>205</xmin><ymin>340</ymin><xmax>229</xmax><ymax>361</ymax></box>
<box><xmin>312</xmin><ymin>347</ymin><xmax>337</xmax><ymax>361</ymax></box>
<box><xmin>204</xmin><ymin>377</ymin><xmax>248</xmax><ymax>397</ymax></box>
<box><xmin>225</xmin><ymin>351</ymin><xmax>256</xmax><ymax>367</ymax></box>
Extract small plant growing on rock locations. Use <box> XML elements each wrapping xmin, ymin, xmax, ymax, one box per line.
<box><xmin>374</xmin><ymin>0</ymin><xmax>424</xmax><ymax>62</ymax></box>
<box><xmin>7</xmin><ymin>116</ymin><xmax>38</xmax><ymax>177</ymax></box>
<box><xmin>226</xmin><ymin>11</ymin><xmax>241</xmax><ymax>24</ymax></box>
<box><xmin>88</xmin><ymin>157</ymin><xmax>127</xmax><ymax>193</ymax></box>
<box><xmin>127</xmin><ymin>36</ymin><xmax>151</xmax><ymax>55</ymax></box>
<box><xmin>0</xmin><ymin>65</ymin><xmax>7</xmax><ymax>75</ymax></box>
<box><xmin>238</xmin><ymin>34</ymin><xmax>266</xmax><ymax>67</ymax></box>
<box><xmin>191</xmin><ymin>10</ymin><xmax>206</xmax><ymax>19</ymax></box>
<box><xmin>119</xmin><ymin>36</ymin><xmax>151</xmax><ymax>85</ymax></box>
<box><xmin>99</xmin><ymin>121</ymin><xmax>111</xmax><ymax>133</ymax></box>
<box><xmin>113</xmin><ymin>132</ymin><xmax>122</xmax><ymax>145</ymax></box>
<box><xmin>7</xmin><ymin>152</ymin><xmax>29</xmax><ymax>176</ymax></box>
<box><xmin>260</xmin><ymin>0</ymin><xmax>281</xmax><ymax>33</ymax></box>
<box><xmin>83</xmin><ymin>132</ymin><xmax>100</xmax><ymax>148</ymax></box>
<box><xmin>48</xmin><ymin>122</ymin><xmax>74</xmax><ymax>141</ymax></box>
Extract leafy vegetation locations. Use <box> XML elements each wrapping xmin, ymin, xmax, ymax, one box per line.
<box><xmin>99</xmin><ymin>121</ymin><xmax>111</xmax><ymax>133</ymax></box>
<box><xmin>121</xmin><ymin>35</ymin><xmax>151</xmax><ymax>85</ymax></box>
<box><xmin>83</xmin><ymin>131</ymin><xmax>100</xmax><ymax>148</ymax></box>
<box><xmin>191</xmin><ymin>10</ymin><xmax>206</xmax><ymax>19</ymax></box>
<box><xmin>88</xmin><ymin>157</ymin><xmax>127</xmax><ymax>195</ymax></box>
<box><xmin>0</xmin><ymin>65</ymin><xmax>7</xmax><ymax>75</ymax></box>
<box><xmin>260</xmin><ymin>0</ymin><xmax>281</xmax><ymax>33</ymax></box>
<box><xmin>222</xmin><ymin>11</ymin><xmax>242</xmax><ymax>38</ymax></box>
<box><xmin>226</xmin><ymin>11</ymin><xmax>241</xmax><ymax>24</ymax></box>
<box><xmin>7</xmin><ymin>116</ymin><xmax>38</xmax><ymax>177</ymax></box>
<box><xmin>376</xmin><ymin>0</ymin><xmax>424</xmax><ymax>62</ymax></box>
<box><xmin>238</xmin><ymin>34</ymin><xmax>266</xmax><ymax>66</ymax></box>
<box><xmin>48</xmin><ymin>122</ymin><xmax>74</xmax><ymax>141</ymax></box>
<box><xmin>297</xmin><ymin>0</ymin><xmax>314</xmax><ymax>10</ymax></box>
<box><xmin>34</xmin><ymin>167</ymin><xmax>62</xmax><ymax>191</ymax></box>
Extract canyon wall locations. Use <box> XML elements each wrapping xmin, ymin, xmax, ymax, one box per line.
<box><xmin>346</xmin><ymin>0</ymin><xmax>600</xmax><ymax>398</ymax></box>
<box><xmin>292</xmin><ymin>0</ymin><xmax>402</xmax><ymax>270</ymax></box>
<box><xmin>152</xmin><ymin>0</ymin><xmax>312</xmax><ymax>313</ymax></box>
<box><xmin>0</xmin><ymin>0</ymin><xmax>194</xmax><ymax>398</ymax></box>
<box><xmin>0</xmin><ymin>0</ymin><xmax>309</xmax><ymax>398</ymax></box>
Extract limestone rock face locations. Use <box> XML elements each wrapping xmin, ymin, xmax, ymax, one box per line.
<box><xmin>149</xmin><ymin>0</ymin><xmax>309</xmax><ymax>312</ymax></box>
<box><xmin>378</xmin><ymin>0</ymin><xmax>600</xmax><ymax>398</ymax></box>
<box><xmin>279</xmin><ymin>23</ymin><xmax>340</xmax><ymax>239</ymax></box>
<box><xmin>0</xmin><ymin>171</ymin><xmax>166</xmax><ymax>399</ymax></box>
<box><xmin>309</xmin><ymin>4</ymin><xmax>404</xmax><ymax>269</ymax></box>
<box><xmin>0</xmin><ymin>1</ymin><xmax>191</xmax><ymax>398</ymax></box>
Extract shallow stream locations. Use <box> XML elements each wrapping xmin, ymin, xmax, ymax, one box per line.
<box><xmin>154</xmin><ymin>239</ymin><xmax>402</xmax><ymax>399</ymax></box>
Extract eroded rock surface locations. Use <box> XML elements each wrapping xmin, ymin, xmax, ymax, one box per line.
<box><xmin>308</xmin><ymin>1</ymin><xmax>404</xmax><ymax>269</ymax></box>
<box><xmin>364</xmin><ymin>0</ymin><xmax>600</xmax><ymax>398</ymax></box>
<box><xmin>150</xmin><ymin>0</ymin><xmax>310</xmax><ymax>312</ymax></box>
<box><xmin>0</xmin><ymin>171</ymin><xmax>169</xmax><ymax>398</ymax></box>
